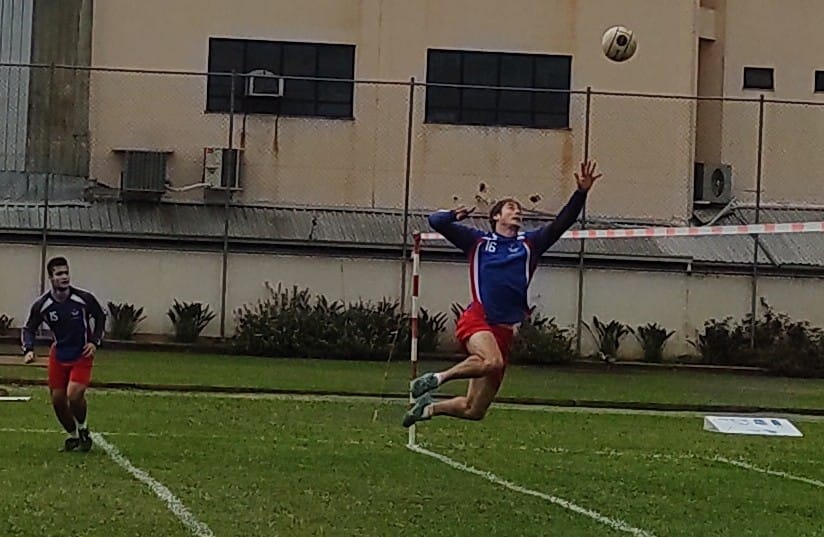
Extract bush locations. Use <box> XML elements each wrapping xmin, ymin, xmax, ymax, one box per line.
<box><xmin>511</xmin><ymin>309</ymin><xmax>576</xmax><ymax>365</ymax></box>
<box><xmin>233</xmin><ymin>283</ymin><xmax>446</xmax><ymax>359</ymax></box>
<box><xmin>584</xmin><ymin>316</ymin><xmax>629</xmax><ymax>362</ymax></box>
<box><xmin>451</xmin><ymin>303</ymin><xmax>576</xmax><ymax>364</ymax></box>
<box><xmin>107</xmin><ymin>302</ymin><xmax>146</xmax><ymax>340</ymax></box>
<box><xmin>693</xmin><ymin>300</ymin><xmax>824</xmax><ymax>377</ymax></box>
<box><xmin>630</xmin><ymin>323</ymin><xmax>675</xmax><ymax>363</ymax></box>
<box><xmin>0</xmin><ymin>314</ymin><xmax>13</xmax><ymax>336</ymax></box>
<box><xmin>168</xmin><ymin>300</ymin><xmax>215</xmax><ymax>343</ymax></box>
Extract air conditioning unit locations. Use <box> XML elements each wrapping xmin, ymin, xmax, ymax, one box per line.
<box><xmin>203</xmin><ymin>147</ymin><xmax>242</xmax><ymax>189</ymax></box>
<box><xmin>120</xmin><ymin>150</ymin><xmax>168</xmax><ymax>193</ymax></box>
<box><xmin>245</xmin><ymin>69</ymin><xmax>284</xmax><ymax>98</ymax></box>
<box><xmin>694</xmin><ymin>162</ymin><xmax>733</xmax><ymax>204</ymax></box>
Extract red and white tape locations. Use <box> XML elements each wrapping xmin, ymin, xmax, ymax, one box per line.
<box><xmin>417</xmin><ymin>221</ymin><xmax>824</xmax><ymax>242</ymax></box>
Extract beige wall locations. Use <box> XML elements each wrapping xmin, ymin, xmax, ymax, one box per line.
<box><xmin>5</xmin><ymin>243</ymin><xmax>824</xmax><ymax>361</ymax></box>
<box><xmin>717</xmin><ymin>0</ymin><xmax>824</xmax><ymax>204</ymax></box>
<box><xmin>88</xmin><ymin>0</ymin><xmax>698</xmax><ymax>223</ymax></box>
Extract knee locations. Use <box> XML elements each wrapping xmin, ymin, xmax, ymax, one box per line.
<box><xmin>461</xmin><ymin>399</ymin><xmax>488</xmax><ymax>421</ymax></box>
<box><xmin>51</xmin><ymin>392</ymin><xmax>68</xmax><ymax>407</ymax></box>
<box><xmin>478</xmin><ymin>357</ymin><xmax>504</xmax><ymax>377</ymax></box>
<box><xmin>67</xmin><ymin>389</ymin><xmax>85</xmax><ymax>404</ymax></box>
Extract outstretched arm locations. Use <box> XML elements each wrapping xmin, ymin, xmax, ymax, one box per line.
<box><xmin>528</xmin><ymin>160</ymin><xmax>602</xmax><ymax>255</ymax></box>
<box><xmin>428</xmin><ymin>205</ymin><xmax>484</xmax><ymax>255</ymax></box>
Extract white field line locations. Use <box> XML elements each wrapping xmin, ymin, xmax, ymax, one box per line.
<box><xmin>91</xmin><ymin>433</ymin><xmax>215</xmax><ymax>537</ymax></box>
<box><xmin>711</xmin><ymin>455</ymin><xmax>824</xmax><ymax>489</ymax></box>
<box><xmin>408</xmin><ymin>443</ymin><xmax>657</xmax><ymax>537</ymax></box>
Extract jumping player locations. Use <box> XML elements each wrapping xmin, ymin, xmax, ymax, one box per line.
<box><xmin>403</xmin><ymin>161</ymin><xmax>602</xmax><ymax>427</ymax></box>
<box><xmin>22</xmin><ymin>256</ymin><xmax>106</xmax><ymax>452</ymax></box>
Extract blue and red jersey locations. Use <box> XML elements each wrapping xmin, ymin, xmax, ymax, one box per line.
<box><xmin>428</xmin><ymin>190</ymin><xmax>586</xmax><ymax>325</ymax></box>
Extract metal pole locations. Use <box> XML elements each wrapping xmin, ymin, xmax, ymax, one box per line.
<box><xmin>219</xmin><ymin>72</ymin><xmax>236</xmax><ymax>339</ymax></box>
<box><xmin>400</xmin><ymin>77</ymin><xmax>415</xmax><ymax>315</ymax></box>
<box><xmin>750</xmin><ymin>94</ymin><xmax>765</xmax><ymax>349</ymax></box>
<box><xmin>39</xmin><ymin>64</ymin><xmax>56</xmax><ymax>294</ymax></box>
<box><xmin>575</xmin><ymin>87</ymin><xmax>592</xmax><ymax>356</ymax></box>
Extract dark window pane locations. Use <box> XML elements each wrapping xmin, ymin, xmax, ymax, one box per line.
<box><xmin>534</xmin><ymin>113</ymin><xmax>568</xmax><ymax>129</ymax></box>
<box><xmin>280</xmin><ymin>100</ymin><xmax>316</xmax><ymax>116</ymax></box>
<box><xmin>316</xmin><ymin>102</ymin><xmax>352</xmax><ymax>118</ymax></box>
<box><xmin>427</xmin><ymin>87</ymin><xmax>460</xmax><ymax>108</ymax></box>
<box><xmin>426</xmin><ymin>108</ymin><xmax>460</xmax><ymax>123</ymax></box>
<box><xmin>463</xmin><ymin>52</ymin><xmax>498</xmax><ymax>85</ymax></box>
<box><xmin>498</xmin><ymin>111</ymin><xmax>532</xmax><ymax>126</ymax></box>
<box><xmin>744</xmin><ymin>67</ymin><xmax>773</xmax><ymax>90</ymax></box>
<box><xmin>535</xmin><ymin>56</ymin><xmax>571</xmax><ymax>89</ymax></box>
<box><xmin>318</xmin><ymin>46</ymin><xmax>354</xmax><ymax>78</ymax></box>
<box><xmin>286</xmin><ymin>79</ymin><xmax>317</xmax><ymax>100</ymax></box>
<box><xmin>499</xmin><ymin>89</ymin><xmax>531</xmax><ymax>112</ymax></box>
<box><xmin>461</xmin><ymin>108</ymin><xmax>496</xmax><ymax>125</ymax></box>
<box><xmin>423</xmin><ymin>48</ymin><xmax>572</xmax><ymax>129</ymax></box>
<box><xmin>427</xmin><ymin>50</ymin><xmax>462</xmax><ymax>83</ymax></box>
<box><xmin>462</xmin><ymin>88</ymin><xmax>497</xmax><ymax>109</ymax></box>
<box><xmin>500</xmin><ymin>54</ymin><xmax>533</xmax><ymax>88</ymax></box>
<box><xmin>283</xmin><ymin>44</ymin><xmax>317</xmax><ymax>76</ymax></box>
<box><xmin>318</xmin><ymin>81</ymin><xmax>352</xmax><ymax>102</ymax></box>
<box><xmin>209</xmin><ymin>39</ymin><xmax>244</xmax><ymax>73</ymax></box>
<box><xmin>243</xmin><ymin>97</ymin><xmax>280</xmax><ymax>115</ymax></box>
<box><xmin>816</xmin><ymin>70</ymin><xmax>824</xmax><ymax>92</ymax></box>
<box><xmin>245</xmin><ymin>41</ymin><xmax>281</xmax><ymax>73</ymax></box>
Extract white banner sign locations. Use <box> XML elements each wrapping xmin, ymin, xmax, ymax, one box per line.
<box><xmin>704</xmin><ymin>416</ymin><xmax>803</xmax><ymax>437</ymax></box>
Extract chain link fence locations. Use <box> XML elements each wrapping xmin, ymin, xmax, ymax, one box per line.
<box><xmin>3</xmin><ymin>63</ymin><xmax>824</xmax><ymax>361</ymax></box>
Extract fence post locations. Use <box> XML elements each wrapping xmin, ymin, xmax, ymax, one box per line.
<box><xmin>219</xmin><ymin>71</ymin><xmax>236</xmax><ymax>339</ymax></box>
<box><xmin>575</xmin><ymin>86</ymin><xmax>592</xmax><ymax>356</ymax></box>
<box><xmin>38</xmin><ymin>63</ymin><xmax>56</xmax><ymax>294</ymax></box>
<box><xmin>750</xmin><ymin>94</ymin><xmax>765</xmax><ymax>349</ymax></box>
<box><xmin>400</xmin><ymin>77</ymin><xmax>416</xmax><ymax>314</ymax></box>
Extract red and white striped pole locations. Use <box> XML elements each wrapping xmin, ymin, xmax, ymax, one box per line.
<box><xmin>408</xmin><ymin>232</ymin><xmax>422</xmax><ymax>447</ymax></box>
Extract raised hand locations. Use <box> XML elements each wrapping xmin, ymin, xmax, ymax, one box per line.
<box><xmin>452</xmin><ymin>205</ymin><xmax>476</xmax><ymax>221</ymax></box>
<box><xmin>575</xmin><ymin>160</ymin><xmax>603</xmax><ymax>192</ymax></box>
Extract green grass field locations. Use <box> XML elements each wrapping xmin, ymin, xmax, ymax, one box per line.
<box><xmin>2</xmin><ymin>351</ymin><xmax>824</xmax><ymax>536</ymax></box>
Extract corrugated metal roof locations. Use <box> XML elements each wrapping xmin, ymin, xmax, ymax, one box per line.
<box><xmin>1</xmin><ymin>200</ymin><xmax>823</xmax><ymax>267</ymax></box>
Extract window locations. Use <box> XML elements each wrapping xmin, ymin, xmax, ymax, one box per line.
<box><xmin>743</xmin><ymin>67</ymin><xmax>774</xmax><ymax>90</ymax></box>
<box><xmin>425</xmin><ymin>49</ymin><xmax>571</xmax><ymax>129</ymax></box>
<box><xmin>207</xmin><ymin>38</ymin><xmax>355</xmax><ymax>118</ymax></box>
<box><xmin>815</xmin><ymin>70</ymin><xmax>824</xmax><ymax>92</ymax></box>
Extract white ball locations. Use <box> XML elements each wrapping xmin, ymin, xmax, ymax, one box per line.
<box><xmin>602</xmin><ymin>25</ymin><xmax>637</xmax><ymax>62</ymax></box>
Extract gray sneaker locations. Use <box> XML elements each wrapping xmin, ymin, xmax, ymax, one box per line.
<box><xmin>410</xmin><ymin>372</ymin><xmax>439</xmax><ymax>398</ymax></box>
<box><xmin>402</xmin><ymin>393</ymin><xmax>433</xmax><ymax>428</ymax></box>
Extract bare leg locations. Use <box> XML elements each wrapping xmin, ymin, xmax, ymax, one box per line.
<box><xmin>437</xmin><ymin>331</ymin><xmax>504</xmax><ymax>384</ymax></box>
<box><xmin>430</xmin><ymin>331</ymin><xmax>505</xmax><ymax>420</ymax></box>
<box><xmin>51</xmin><ymin>389</ymin><xmax>77</xmax><ymax>434</ymax></box>
<box><xmin>67</xmin><ymin>381</ymin><xmax>88</xmax><ymax>425</ymax></box>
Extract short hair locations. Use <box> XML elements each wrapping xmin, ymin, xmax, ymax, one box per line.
<box><xmin>488</xmin><ymin>198</ymin><xmax>522</xmax><ymax>228</ymax></box>
<box><xmin>46</xmin><ymin>256</ymin><xmax>69</xmax><ymax>277</ymax></box>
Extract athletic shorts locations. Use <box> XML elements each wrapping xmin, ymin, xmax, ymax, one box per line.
<box><xmin>48</xmin><ymin>346</ymin><xmax>93</xmax><ymax>390</ymax></box>
<box><xmin>454</xmin><ymin>303</ymin><xmax>516</xmax><ymax>385</ymax></box>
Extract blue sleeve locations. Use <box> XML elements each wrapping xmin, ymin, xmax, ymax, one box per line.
<box><xmin>21</xmin><ymin>300</ymin><xmax>43</xmax><ymax>353</ymax></box>
<box><xmin>428</xmin><ymin>210</ymin><xmax>484</xmax><ymax>255</ymax></box>
<box><xmin>526</xmin><ymin>190</ymin><xmax>587</xmax><ymax>255</ymax></box>
<box><xmin>78</xmin><ymin>290</ymin><xmax>106</xmax><ymax>346</ymax></box>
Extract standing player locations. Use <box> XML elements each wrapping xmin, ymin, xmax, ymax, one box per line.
<box><xmin>22</xmin><ymin>256</ymin><xmax>106</xmax><ymax>452</ymax></box>
<box><xmin>403</xmin><ymin>161</ymin><xmax>602</xmax><ymax>427</ymax></box>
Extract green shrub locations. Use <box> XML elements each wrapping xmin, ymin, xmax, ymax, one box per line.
<box><xmin>107</xmin><ymin>302</ymin><xmax>146</xmax><ymax>340</ymax></box>
<box><xmin>584</xmin><ymin>316</ymin><xmax>629</xmax><ymax>362</ymax></box>
<box><xmin>692</xmin><ymin>300</ymin><xmax>824</xmax><ymax>377</ymax></box>
<box><xmin>168</xmin><ymin>300</ymin><xmax>215</xmax><ymax>343</ymax></box>
<box><xmin>233</xmin><ymin>283</ymin><xmax>446</xmax><ymax>359</ymax></box>
<box><xmin>630</xmin><ymin>323</ymin><xmax>675</xmax><ymax>363</ymax></box>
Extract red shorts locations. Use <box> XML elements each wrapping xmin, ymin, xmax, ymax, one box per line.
<box><xmin>48</xmin><ymin>346</ymin><xmax>93</xmax><ymax>390</ymax></box>
<box><xmin>455</xmin><ymin>303</ymin><xmax>515</xmax><ymax>384</ymax></box>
